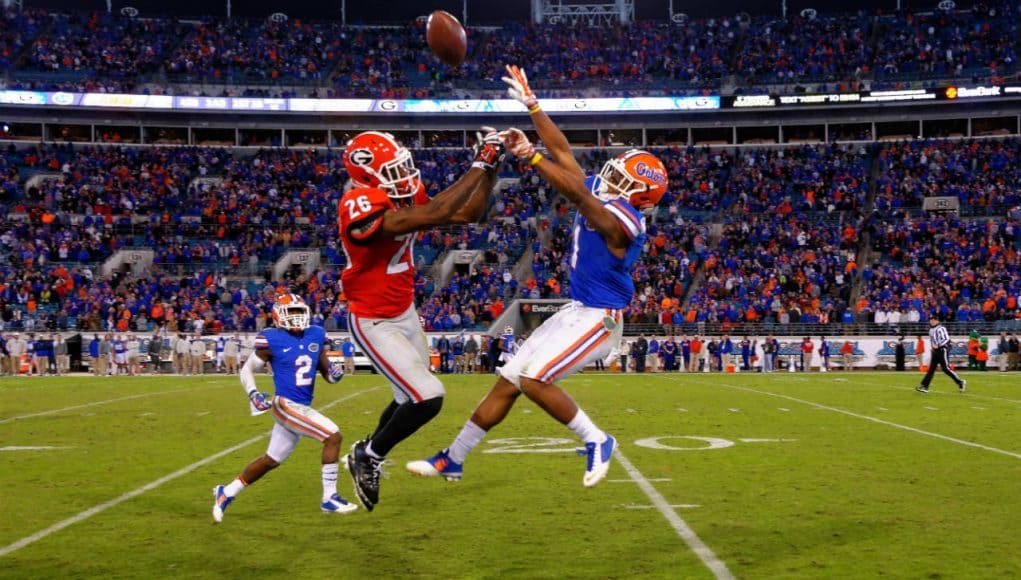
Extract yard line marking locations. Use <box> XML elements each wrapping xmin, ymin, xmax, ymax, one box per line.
<box><xmin>777</xmin><ymin>407</ymin><xmax>790</xmax><ymax>412</ymax></box>
<box><xmin>0</xmin><ymin>385</ymin><xmax>382</xmax><ymax>559</ymax></box>
<box><xmin>972</xmin><ymin>406</ymin><xmax>987</xmax><ymax>410</ymax></box>
<box><xmin>0</xmin><ymin>386</ymin><xmax>223</xmax><ymax>425</ymax></box>
<box><xmin>614</xmin><ymin>448</ymin><xmax>734</xmax><ymax>580</ymax></box>
<box><xmin>624</xmin><ymin>504</ymin><xmax>701</xmax><ymax>510</ymax></box>
<box><xmin>0</xmin><ymin>446</ymin><xmax>74</xmax><ymax>451</ymax></box>
<box><xmin>857</xmin><ymin>379</ymin><xmax>1021</xmax><ymax>405</ymax></box>
<box><xmin>924</xmin><ymin>406</ymin><xmax>939</xmax><ymax>411</ymax></box>
<box><xmin>711</xmin><ymin>382</ymin><xmax>1021</xmax><ymax>461</ymax></box>
<box><xmin>727</xmin><ymin>408</ymin><xmax>741</xmax><ymax>413</ymax></box>
<box><xmin>877</xmin><ymin>407</ymin><xmax>889</xmax><ymax>411</ymax></box>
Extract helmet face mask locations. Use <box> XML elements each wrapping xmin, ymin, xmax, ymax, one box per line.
<box><xmin>273</xmin><ymin>294</ymin><xmax>310</xmax><ymax>331</ymax></box>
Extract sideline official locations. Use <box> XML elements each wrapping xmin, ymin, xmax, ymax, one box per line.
<box><xmin>917</xmin><ymin>317</ymin><xmax>966</xmax><ymax>393</ymax></box>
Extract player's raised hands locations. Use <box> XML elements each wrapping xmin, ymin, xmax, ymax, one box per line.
<box><xmin>502</xmin><ymin>65</ymin><xmax>538</xmax><ymax>111</ymax></box>
<box><xmin>498</xmin><ymin>128</ymin><xmax>536</xmax><ymax>160</ymax></box>
<box><xmin>471</xmin><ymin>126</ymin><xmax>504</xmax><ymax>170</ymax></box>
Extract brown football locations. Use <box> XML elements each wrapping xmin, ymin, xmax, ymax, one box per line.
<box><xmin>426</xmin><ymin>10</ymin><xmax>467</xmax><ymax>67</ymax></box>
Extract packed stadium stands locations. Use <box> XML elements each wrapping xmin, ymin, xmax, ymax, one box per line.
<box><xmin>0</xmin><ymin>4</ymin><xmax>1020</xmax><ymax>339</ymax></box>
<box><xmin>1</xmin><ymin>134</ymin><xmax>1020</xmax><ymax>334</ymax></box>
<box><xmin>0</xmin><ymin>3</ymin><xmax>1015</xmax><ymax>96</ymax></box>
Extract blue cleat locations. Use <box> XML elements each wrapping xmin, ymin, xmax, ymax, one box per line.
<box><xmin>321</xmin><ymin>493</ymin><xmax>358</xmax><ymax>514</ymax></box>
<box><xmin>212</xmin><ymin>485</ymin><xmax>234</xmax><ymax>523</ymax></box>
<box><xmin>582</xmin><ymin>434</ymin><xmax>617</xmax><ymax>487</ymax></box>
<box><xmin>406</xmin><ymin>448</ymin><xmax>463</xmax><ymax>481</ymax></box>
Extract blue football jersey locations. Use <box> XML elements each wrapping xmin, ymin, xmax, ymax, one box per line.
<box><xmin>568</xmin><ymin>176</ymin><xmax>647</xmax><ymax>309</ymax></box>
<box><xmin>254</xmin><ymin>325</ymin><xmax>327</xmax><ymax>406</ymax></box>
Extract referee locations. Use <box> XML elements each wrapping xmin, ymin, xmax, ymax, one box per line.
<box><xmin>917</xmin><ymin>317</ymin><xmax>966</xmax><ymax>393</ymax></box>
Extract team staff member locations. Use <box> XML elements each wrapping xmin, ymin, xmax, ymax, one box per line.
<box><xmin>917</xmin><ymin>317</ymin><xmax>966</xmax><ymax>393</ymax></box>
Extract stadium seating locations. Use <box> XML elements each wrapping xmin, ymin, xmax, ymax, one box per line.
<box><xmin>1</xmin><ymin>5</ymin><xmax>1016</xmax><ymax>96</ymax></box>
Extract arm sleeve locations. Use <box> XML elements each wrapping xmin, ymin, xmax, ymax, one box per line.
<box><xmin>239</xmin><ymin>351</ymin><xmax>266</xmax><ymax>396</ymax></box>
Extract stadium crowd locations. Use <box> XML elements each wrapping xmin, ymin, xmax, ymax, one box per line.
<box><xmin>0</xmin><ymin>4</ymin><xmax>1016</xmax><ymax>97</ymax></box>
<box><xmin>2</xmin><ymin>136</ymin><xmax>1020</xmax><ymax>333</ymax></box>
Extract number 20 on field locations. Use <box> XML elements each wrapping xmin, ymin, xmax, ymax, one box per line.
<box><xmin>483</xmin><ymin>436</ymin><xmax>796</xmax><ymax>453</ymax></box>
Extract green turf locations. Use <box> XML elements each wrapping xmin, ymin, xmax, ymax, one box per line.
<box><xmin>1</xmin><ymin>371</ymin><xmax>1019</xmax><ymax>579</ymax></box>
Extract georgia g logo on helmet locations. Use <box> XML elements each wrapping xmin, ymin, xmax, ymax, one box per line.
<box><xmin>348</xmin><ymin>148</ymin><xmax>374</xmax><ymax>167</ymax></box>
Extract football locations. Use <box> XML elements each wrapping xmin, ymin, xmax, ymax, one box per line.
<box><xmin>426</xmin><ymin>10</ymin><xmax>467</xmax><ymax>67</ymax></box>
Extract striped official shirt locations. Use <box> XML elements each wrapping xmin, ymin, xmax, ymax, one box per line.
<box><xmin>929</xmin><ymin>324</ymin><xmax>951</xmax><ymax>348</ymax></box>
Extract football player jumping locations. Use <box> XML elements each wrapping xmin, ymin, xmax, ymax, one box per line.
<box><xmin>339</xmin><ymin>130</ymin><xmax>504</xmax><ymax>511</ymax></box>
<box><xmin>408</xmin><ymin>65</ymin><xmax>668</xmax><ymax>487</ymax></box>
<box><xmin>212</xmin><ymin>294</ymin><xmax>355</xmax><ymax>522</ymax></box>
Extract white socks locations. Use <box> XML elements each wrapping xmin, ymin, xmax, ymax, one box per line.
<box><xmin>448</xmin><ymin>420</ymin><xmax>488</xmax><ymax>464</ymax></box>
<box><xmin>322</xmin><ymin>462</ymin><xmax>339</xmax><ymax>500</ymax></box>
<box><xmin>223</xmin><ymin>477</ymin><xmax>246</xmax><ymax>497</ymax></box>
<box><xmin>567</xmin><ymin>409</ymin><xmax>605</xmax><ymax>444</ymax></box>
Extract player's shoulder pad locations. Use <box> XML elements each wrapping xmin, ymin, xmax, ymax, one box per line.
<box><xmin>307</xmin><ymin>325</ymin><xmax>327</xmax><ymax>345</ymax></box>
<box><xmin>342</xmin><ymin>187</ymin><xmax>392</xmax><ymax>244</ymax></box>
<box><xmin>603</xmin><ymin>198</ymin><xmax>646</xmax><ymax>241</ymax></box>
<box><xmin>254</xmin><ymin>330</ymin><xmax>274</xmax><ymax>350</ymax></box>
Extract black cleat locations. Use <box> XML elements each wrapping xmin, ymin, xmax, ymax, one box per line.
<box><xmin>959</xmin><ymin>380</ymin><xmax>967</xmax><ymax>392</ymax></box>
<box><xmin>343</xmin><ymin>439</ymin><xmax>383</xmax><ymax>512</ymax></box>
<box><xmin>915</xmin><ymin>385</ymin><xmax>929</xmax><ymax>393</ymax></box>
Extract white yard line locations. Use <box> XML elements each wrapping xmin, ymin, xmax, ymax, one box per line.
<box><xmin>855</xmin><ymin>378</ymin><xmax>1021</xmax><ymax>405</ymax></box>
<box><xmin>0</xmin><ymin>386</ymin><xmax>381</xmax><ymax>559</ymax></box>
<box><xmin>0</xmin><ymin>386</ymin><xmax>222</xmax><ymax>425</ymax></box>
<box><xmin>0</xmin><ymin>446</ymin><xmax>74</xmax><ymax>451</ymax></box>
<box><xmin>614</xmin><ymin>447</ymin><xmax>735</xmax><ymax>580</ymax></box>
<box><xmin>707</xmin><ymin>381</ymin><xmax>1021</xmax><ymax>461</ymax></box>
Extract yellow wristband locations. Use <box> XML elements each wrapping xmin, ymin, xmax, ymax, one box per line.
<box><xmin>527</xmin><ymin>103</ymin><xmax>541</xmax><ymax>115</ymax></box>
<box><xmin>528</xmin><ymin>152</ymin><xmax>543</xmax><ymax>166</ymax></box>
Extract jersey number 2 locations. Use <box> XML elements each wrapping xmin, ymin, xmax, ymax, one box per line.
<box><xmin>294</xmin><ymin>354</ymin><xmax>314</xmax><ymax>387</ymax></box>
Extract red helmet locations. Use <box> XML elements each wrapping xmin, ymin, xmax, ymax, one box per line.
<box><xmin>272</xmin><ymin>293</ymin><xmax>310</xmax><ymax>331</ymax></box>
<box><xmin>343</xmin><ymin>131</ymin><xmax>421</xmax><ymax>202</ymax></box>
<box><xmin>595</xmin><ymin>150</ymin><xmax>668</xmax><ymax>210</ymax></box>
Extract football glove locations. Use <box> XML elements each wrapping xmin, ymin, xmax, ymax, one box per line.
<box><xmin>248</xmin><ymin>391</ymin><xmax>272</xmax><ymax>416</ymax></box>
<box><xmin>471</xmin><ymin>126</ymin><xmax>504</xmax><ymax>170</ymax></box>
<box><xmin>499</xmin><ymin>128</ymin><xmax>536</xmax><ymax>160</ymax></box>
<box><xmin>326</xmin><ymin>360</ymin><xmax>345</xmax><ymax>384</ymax></box>
<box><xmin>501</xmin><ymin>64</ymin><xmax>538</xmax><ymax>111</ymax></box>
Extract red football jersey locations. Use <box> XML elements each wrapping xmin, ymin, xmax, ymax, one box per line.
<box><xmin>338</xmin><ymin>187</ymin><xmax>418</xmax><ymax>318</ymax></box>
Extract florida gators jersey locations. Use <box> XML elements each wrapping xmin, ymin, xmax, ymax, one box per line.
<box><xmin>568</xmin><ymin>177</ymin><xmax>647</xmax><ymax>309</ymax></box>
<box><xmin>254</xmin><ymin>325</ymin><xmax>327</xmax><ymax>406</ymax></box>
<box><xmin>338</xmin><ymin>186</ymin><xmax>419</xmax><ymax>319</ymax></box>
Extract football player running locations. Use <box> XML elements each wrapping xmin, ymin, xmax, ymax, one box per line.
<box><xmin>339</xmin><ymin>130</ymin><xmax>503</xmax><ymax>511</ymax></box>
<box><xmin>212</xmin><ymin>294</ymin><xmax>355</xmax><ymax>522</ymax></box>
<box><xmin>408</xmin><ymin>65</ymin><xmax>668</xmax><ymax>487</ymax></box>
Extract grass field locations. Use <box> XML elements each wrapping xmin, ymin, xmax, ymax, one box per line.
<box><xmin>1</xmin><ymin>370</ymin><xmax>1020</xmax><ymax>579</ymax></box>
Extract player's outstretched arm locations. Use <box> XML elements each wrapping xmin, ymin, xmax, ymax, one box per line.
<box><xmin>378</xmin><ymin>168</ymin><xmax>486</xmax><ymax>236</ymax></box>
<box><xmin>501</xmin><ymin>128</ymin><xmax>630</xmax><ymax>256</ymax></box>
<box><xmin>378</xmin><ymin>127</ymin><xmax>503</xmax><ymax>237</ymax></box>
<box><xmin>445</xmin><ymin>127</ymin><xmax>502</xmax><ymax>223</ymax></box>
<box><xmin>502</xmin><ymin>64</ymin><xmax>583</xmax><ymax>177</ymax></box>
